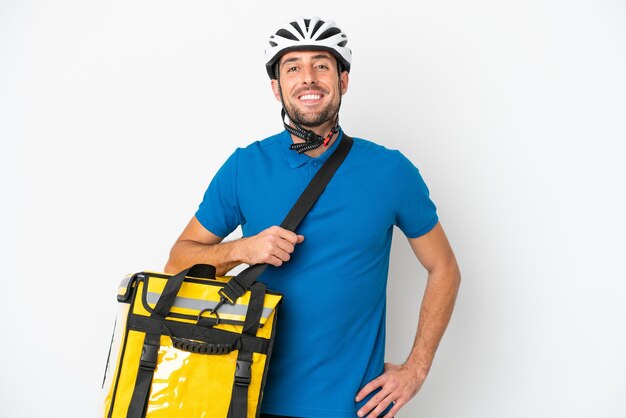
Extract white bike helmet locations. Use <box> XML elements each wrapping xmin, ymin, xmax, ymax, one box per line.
<box><xmin>265</xmin><ymin>17</ymin><xmax>352</xmax><ymax>79</ymax></box>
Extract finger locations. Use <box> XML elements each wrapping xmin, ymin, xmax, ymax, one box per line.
<box><xmin>265</xmin><ymin>254</ymin><xmax>287</xmax><ymax>267</ymax></box>
<box><xmin>382</xmin><ymin>400</ymin><xmax>403</xmax><ymax>418</ymax></box>
<box><xmin>357</xmin><ymin>388</ymin><xmax>390</xmax><ymax>417</ymax></box>
<box><xmin>366</xmin><ymin>393</ymin><xmax>396</xmax><ymax>418</ymax></box>
<box><xmin>268</xmin><ymin>247</ymin><xmax>291</xmax><ymax>263</ymax></box>
<box><xmin>275</xmin><ymin>248</ymin><xmax>291</xmax><ymax>262</ymax></box>
<box><xmin>355</xmin><ymin>377</ymin><xmax>384</xmax><ymax>402</ymax></box>
<box><xmin>273</xmin><ymin>237</ymin><xmax>296</xmax><ymax>254</ymax></box>
<box><xmin>296</xmin><ymin>234</ymin><xmax>304</xmax><ymax>243</ymax></box>
<box><xmin>272</xmin><ymin>227</ymin><xmax>301</xmax><ymax>244</ymax></box>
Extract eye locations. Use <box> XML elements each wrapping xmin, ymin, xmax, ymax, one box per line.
<box><xmin>316</xmin><ymin>64</ymin><xmax>329</xmax><ymax>70</ymax></box>
<box><xmin>286</xmin><ymin>66</ymin><xmax>298</xmax><ymax>73</ymax></box>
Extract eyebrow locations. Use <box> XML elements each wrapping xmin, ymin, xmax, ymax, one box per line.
<box><xmin>281</xmin><ymin>54</ymin><xmax>333</xmax><ymax>67</ymax></box>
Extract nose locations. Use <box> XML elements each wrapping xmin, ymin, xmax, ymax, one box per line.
<box><xmin>300</xmin><ymin>65</ymin><xmax>317</xmax><ymax>85</ymax></box>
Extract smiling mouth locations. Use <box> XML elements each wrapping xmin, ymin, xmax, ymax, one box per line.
<box><xmin>299</xmin><ymin>93</ymin><xmax>322</xmax><ymax>101</ymax></box>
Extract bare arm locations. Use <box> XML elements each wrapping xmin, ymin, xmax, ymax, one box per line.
<box><xmin>356</xmin><ymin>222</ymin><xmax>461</xmax><ymax>418</ymax></box>
<box><xmin>403</xmin><ymin>221</ymin><xmax>461</xmax><ymax>380</ymax></box>
<box><xmin>164</xmin><ymin>216</ymin><xmax>304</xmax><ymax>276</ymax></box>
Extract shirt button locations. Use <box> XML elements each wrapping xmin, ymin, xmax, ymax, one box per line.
<box><xmin>312</xmin><ymin>161</ymin><xmax>319</xmax><ymax>167</ymax></box>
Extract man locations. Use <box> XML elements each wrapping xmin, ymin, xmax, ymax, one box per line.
<box><xmin>165</xmin><ymin>16</ymin><xmax>460</xmax><ymax>418</ymax></box>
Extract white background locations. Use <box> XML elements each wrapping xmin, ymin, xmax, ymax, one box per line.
<box><xmin>1</xmin><ymin>1</ymin><xmax>625</xmax><ymax>417</ymax></box>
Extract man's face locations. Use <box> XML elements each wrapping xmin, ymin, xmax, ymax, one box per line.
<box><xmin>271</xmin><ymin>50</ymin><xmax>349</xmax><ymax>129</ymax></box>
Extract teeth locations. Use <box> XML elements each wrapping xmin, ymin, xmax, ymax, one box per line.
<box><xmin>300</xmin><ymin>94</ymin><xmax>321</xmax><ymax>100</ymax></box>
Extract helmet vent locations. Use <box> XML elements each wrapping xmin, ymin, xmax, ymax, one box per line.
<box><xmin>316</xmin><ymin>27</ymin><xmax>341</xmax><ymax>41</ymax></box>
<box><xmin>276</xmin><ymin>28</ymin><xmax>298</xmax><ymax>41</ymax></box>
<box><xmin>289</xmin><ymin>21</ymin><xmax>305</xmax><ymax>38</ymax></box>
<box><xmin>337</xmin><ymin>40</ymin><xmax>347</xmax><ymax>47</ymax></box>
<box><xmin>311</xmin><ymin>20</ymin><xmax>325</xmax><ymax>38</ymax></box>
<box><xmin>269</xmin><ymin>41</ymin><xmax>278</xmax><ymax>47</ymax></box>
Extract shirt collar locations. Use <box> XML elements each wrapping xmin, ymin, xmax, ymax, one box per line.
<box><xmin>279</xmin><ymin>129</ymin><xmax>345</xmax><ymax>169</ymax></box>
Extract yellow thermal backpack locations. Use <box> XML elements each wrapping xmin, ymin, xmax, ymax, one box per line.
<box><xmin>102</xmin><ymin>265</ymin><xmax>281</xmax><ymax>418</ymax></box>
<box><xmin>101</xmin><ymin>135</ymin><xmax>352</xmax><ymax>418</ymax></box>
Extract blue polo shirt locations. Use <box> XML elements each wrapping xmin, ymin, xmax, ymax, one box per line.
<box><xmin>196</xmin><ymin>130</ymin><xmax>438</xmax><ymax>417</ymax></box>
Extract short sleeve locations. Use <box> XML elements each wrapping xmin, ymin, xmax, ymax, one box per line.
<box><xmin>393</xmin><ymin>151</ymin><xmax>439</xmax><ymax>238</ymax></box>
<box><xmin>195</xmin><ymin>149</ymin><xmax>244</xmax><ymax>238</ymax></box>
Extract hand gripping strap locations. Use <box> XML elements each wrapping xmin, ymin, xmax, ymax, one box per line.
<box><xmin>219</xmin><ymin>135</ymin><xmax>353</xmax><ymax>304</ymax></box>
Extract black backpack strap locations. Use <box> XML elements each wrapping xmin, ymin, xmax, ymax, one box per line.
<box><xmin>218</xmin><ymin>134</ymin><xmax>353</xmax><ymax>305</ymax></box>
<box><xmin>227</xmin><ymin>282</ymin><xmax>266</xmax><ymax>418</ymax></box>
<box><xmin>126</xmin><ymin>333</ymin><xmax>160</xmax><ymax>418</ymax></box>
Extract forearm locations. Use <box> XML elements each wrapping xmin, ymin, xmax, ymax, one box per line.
<box><xmin>355</xmin><ymin>227</ymin><xmax>460</xmax><ymax>417</ymax></box>
<box><xmin>164</xmin><ymin>238</ymin><xmax>248</xmax><ymax>276</ymax></box>
<box><xmin>405</xmin><ymin>264</ymin><xmax>461</xmax><ymax>377</ymax></box>
<box><xmin>165</xmin><ymin>223</ymin><xmax>304</xmax><ymax>276</ymax></box>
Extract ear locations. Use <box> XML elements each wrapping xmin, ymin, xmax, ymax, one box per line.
<box><xmin>339</xmin><ymin>71</ymin><xmax>349</xmax><ymax>96</ymax></box>
<box><xmin>271</xmin><ymin>79</ymin><xmax>282</xmax><ymax>102</ymax></box>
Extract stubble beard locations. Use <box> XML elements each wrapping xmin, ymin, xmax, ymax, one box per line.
<box><xmin>284</xmin><ymin>97</ymin><xmax>340</xmax><ymax>129</ymax></box>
